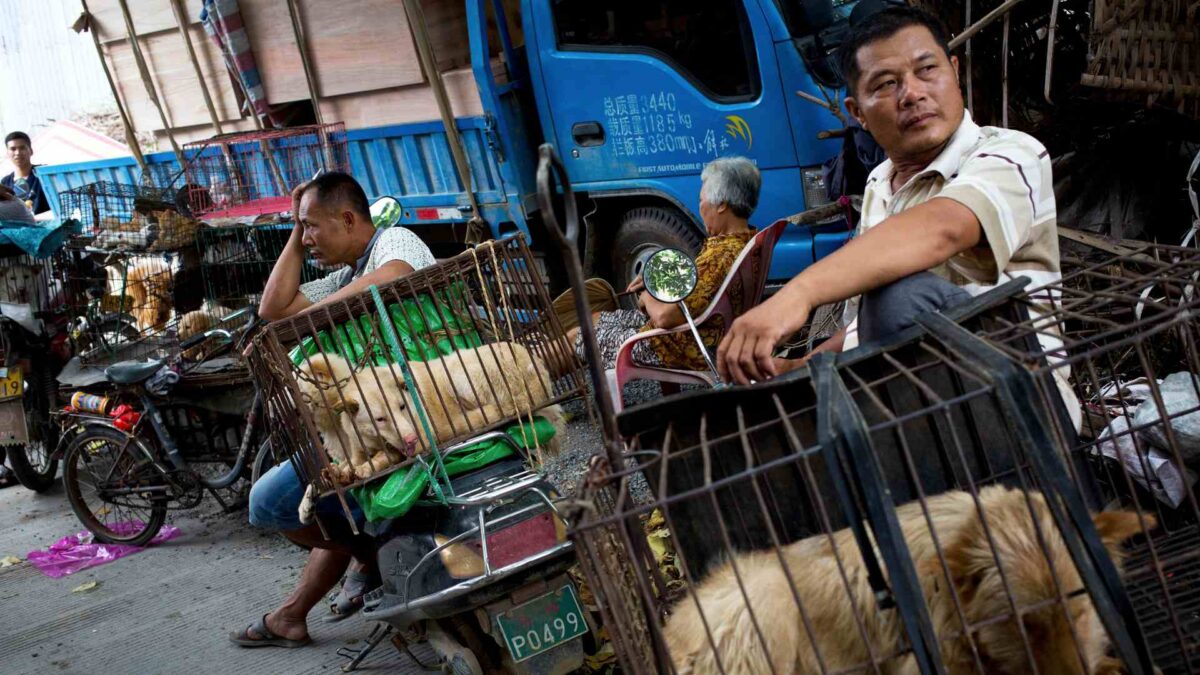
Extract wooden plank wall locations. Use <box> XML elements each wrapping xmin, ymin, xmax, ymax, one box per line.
<box><xmin>85</xmin><ymin>0</ymin><xmax>496</xmax><ymax>140</ymax></box>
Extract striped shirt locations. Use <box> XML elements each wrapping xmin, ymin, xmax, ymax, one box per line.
<box><xmin>842</xmin><ymin>110</ymin><xmax>1079</xmax><ymax>429</ymax></box>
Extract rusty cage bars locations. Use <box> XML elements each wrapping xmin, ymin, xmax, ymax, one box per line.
<box><xmin>571</xmin><ymin>271</ymin><xmax>1170</xmax><ymax>673</ymax></box>
<box><xmin>246</xmin><ymin>234</ymin><xmax>589</xmax><ymax>529</ymax></box>
<box><xmin>182</xmin><ymin>123</ymin><xmax>349</xmax><ymax>219</ymax></box>
<box><xmin>961</xmin><ymin>242</ymin><xmax>1200</xmax><ymax>674</ymax></box>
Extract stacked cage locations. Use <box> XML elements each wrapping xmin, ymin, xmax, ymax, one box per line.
<box><xmin>962</xmin><ymin>243</ymin><xmax>1200</xmax><ymax>674</ymax></box>
<box><xmin>196</xmin><ymin>217</ymin><xmax>324</xmax><ymax>313</ymax></box>
<box><xmin>573</xmin><ymin>281</ymin><xmax>1159</xmax><ymax>673</ymax></box>
<box><xmin>0</xmin><ymin>246</ymin><xmax>56</xmax><ymax>318</ymax></box>
<box><xmin>246</xmin><ymin>235</ymin><xmax>589</xmax><ymax>526</ymax></box>
<box><xmin>57</xmin><ymin>182</ymin><xmax>204</xmax><ymax>365</ymax></box>
<box><xmin>183</xmin><ymin>123</ymin><xmax>349</xmax><ymax>219</ymax></box>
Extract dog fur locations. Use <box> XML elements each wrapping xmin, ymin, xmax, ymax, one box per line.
<box><xmin>296</xmin><ymin>342</ymin><xmax>563</xmax><ymax>487</ymax></box>
<box><xmin>124</xmin><ymin>259</ymin><xmax>172</xmax><ymax>331</ymax></box>
<box><xmin>663</xmin><ymin>485</ymin><xmax>1153</xmax><ymax>675</ymax></box>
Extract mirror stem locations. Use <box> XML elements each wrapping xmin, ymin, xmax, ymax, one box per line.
<box><xmin>678</xmin><ymin>301</ymin><xmax>722</xmax><ymax>384</ymax></box>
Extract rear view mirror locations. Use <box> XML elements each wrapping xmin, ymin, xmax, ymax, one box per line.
<box><xmin>370</xmin><ymin>197</ymin><xmax>403</xmax><ymax>229</ymax></box>
<box><xmin>643</xmin><ymin>248</ymin><xmax>698</xmax><ymax>304</ymax></box>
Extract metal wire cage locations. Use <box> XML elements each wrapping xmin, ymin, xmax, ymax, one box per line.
<box><xmin>0</xmin><ymin>245</ymin><xmax>57</xmax><ymax>316</ymax></box>
<box><xmin>57</xmin><ymin>245</ymin><xmax>205</xmax><ymax>366</ymax></box>
<box><xmin>197</xmin><ymin>219</ymin><xmax>324</xmax><ymax>310</ymax></box>
<box><xmin>961</xmin><ymin>243</ymin><xmax>1200</xmax><ymax>674</ymax></box>
<box><xmin>245</xmin><ymin>234</ymin><xmax>589</xmax><ymax>526</ymax></box>
<box><xmin>182</xmin><ymin>123</ymin><xmax>349</xmax><ymax>219</ymax></box>
<box><xmin>58</xmin><ymin>181</ymin><xmax>198</xmax><ymax>252</ymax></box>
<box><xmin>572</xmin><ymin>288</ymin><xmax>1157</xmax><ymax>674</ymax></box>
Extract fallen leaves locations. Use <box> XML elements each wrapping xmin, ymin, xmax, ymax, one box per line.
<box><xmin>0</xmin><ymin>555</ymin><xmax>21</xmax><ymax>567</ymax></box>
<box><xmin>71</xmin><ymin>581</ymin><xmax>99</xmax><ymax>593</ymax></box>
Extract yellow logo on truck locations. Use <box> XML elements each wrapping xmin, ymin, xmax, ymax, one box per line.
<box><xmin>724</xmin><ymin>115</ymin><xmax>753</xmax><ymax>149</ymax></box>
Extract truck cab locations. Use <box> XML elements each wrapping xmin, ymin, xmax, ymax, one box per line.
<box><xmin>481</xmin><ymin>0</ymin><xmax>859</xmax><ymax>286</ymax></box>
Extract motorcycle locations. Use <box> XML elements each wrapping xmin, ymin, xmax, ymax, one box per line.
<box><xmin>0</xmin><ymin>247</ymin><xmax>71</xmax><ymax>492</ymax></box>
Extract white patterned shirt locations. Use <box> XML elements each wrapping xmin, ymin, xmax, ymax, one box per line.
<box><xmin>299</xmin><ymin>226</ymin><xmax>436</xmax><ymax>303</ymax></box>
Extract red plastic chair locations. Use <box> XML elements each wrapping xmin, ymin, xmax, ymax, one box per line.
<box><xmin>607</xmin><ymin>219</ymin><xmax>788</xmax><ymax>411</ymax></box>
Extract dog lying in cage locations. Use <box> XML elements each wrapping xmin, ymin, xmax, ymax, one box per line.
<box><xmin>663</xmin><ymin>485</ymin><xmax>1152</xmax><ymax>675</ymax></box>
<box><xmin>295</xmin><ymin>341</ymin><xmax>563</xmax><ymax>487</ymax></box>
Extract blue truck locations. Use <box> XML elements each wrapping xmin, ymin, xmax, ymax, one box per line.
<box><xmin>41</xmin><ymin>0</ymin><xmax>857</xmax><ymax>288</ymax></box>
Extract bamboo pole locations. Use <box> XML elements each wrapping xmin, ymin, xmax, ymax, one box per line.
<box><xmin>402</xmin><ymin>0</ymin><xmax>485</xmax><ymax>237</ymax></box>
<box><xmin>949</xmin><ymin>0</ymin><xmax>1027</xmax><ymax>50</ymax></box>
<box><xmin>1001</xmin><ymin>13</ymin><xmax>1010</xmax><ymax>128</ymax></box>
<box><xmin>114</xmin><ymin>0</ymin><xmax>186</xmax><ymax>173</ymax></box>
<box><xmin>168</xmin><ymin>0</ymin><xmax>222</xmax><ymax>135</ymax></box>
<box><xmin>76</xmin><ymin>2</ymin><xmax>147</xmax><ymax>176</ymax></box>
<box><xmin>964</xmin><ymin>0</ymin><xmax>973</xmax><ymax>114</ymax></box>
<box><xmin>282</xmin><ymin>0</ymin><xmax>324</xmax><ymax>127</ymax></box>
<box><xmin>1043</xmin><ymin>0</ymin><xmax>1061</xmax><ymax>104</ymax></box>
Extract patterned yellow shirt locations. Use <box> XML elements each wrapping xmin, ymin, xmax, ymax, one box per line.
<box><xmin>644</xmin><ymin>229</ymin><xmax>756</xmax><ymax>370</ymax></box>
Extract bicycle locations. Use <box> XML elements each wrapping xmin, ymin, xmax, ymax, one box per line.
<box><xmin>58</xmin><ymin>308</ymin><xmax>272</xmax><ymax>546</ymax></box>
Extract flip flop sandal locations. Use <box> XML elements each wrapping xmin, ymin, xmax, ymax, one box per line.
<box><xmin>324</xmin><ymin>568</ymin><xmax>380</xmax><ymax>623</ymax></box>
<box><xmin>229</xmin><ymin>614</ymin><xmax>312</xmax><ymax>648</ymax></box>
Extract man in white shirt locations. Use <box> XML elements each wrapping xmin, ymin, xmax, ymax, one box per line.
<box><xmin>233</xmin><ymin>172</ymin><xmax>435</xmax><ymax>648</ymax></box>
<box><xmin>718</xmin><ymin>6</ymin><xmax>1063</xmax><ymax>389</ymax></box>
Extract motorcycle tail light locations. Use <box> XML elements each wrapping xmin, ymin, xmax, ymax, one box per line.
<box><xmin>437</xmin><ymin>511</ymin><xmax>563</xmax><ymax>579</ymax></box>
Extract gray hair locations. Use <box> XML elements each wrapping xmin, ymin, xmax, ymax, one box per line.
<box><xmin>700</xmin><ymin>156</ymin><xmax>761</xmax><ymax>219</ymax></box>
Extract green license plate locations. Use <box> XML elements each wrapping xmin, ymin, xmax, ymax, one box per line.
<box><xmin>496</xmin><ymin>584</ymin><xmax>589</xmax><ymax>662</ymax></box>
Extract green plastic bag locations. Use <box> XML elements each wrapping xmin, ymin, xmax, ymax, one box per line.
<box><xmin>351</xmin><ymin>416</ymin><xmax>558</xmax><ymax>522</ymax></box>
<box><xmin>289</xmin><ymin>284</ymin><xmax>484</xmax><ymax>367</ymax></box>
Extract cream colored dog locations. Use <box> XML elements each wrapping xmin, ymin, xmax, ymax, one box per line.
<box><xmin>663</xmin><ymin>485</ymin><xmax>1153</xmax><ymax>675</ymax></box>
<box><xmin>296</xmin><ymin>341</ymin><xmax>562</xmax><ymax>486</ymax></box>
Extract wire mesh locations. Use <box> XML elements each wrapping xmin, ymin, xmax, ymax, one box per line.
<box><xmin>57</xmin><ymin>245</ymin><xmax>201</xmax><ymax>366</ymax></box>
<box><xmin>246</xmin><ymin>235</ymin><xmax>589</xmax><ymax>525</ymax></box>
<box><xmin>574</xmin><ymin>306</ymin><xmax>1155</xmax><ymax>674</ymax></box>
<box><xmin>182</xmin><ymin>123</ymin><xmax>349</xmax><ymax>219</ymax></box>
<box><xmin>58</xmin><ymin>181</ymin><xmax>198</xmax><ymax>252</ymax></box>
<box><xmin>961</xmin><ymin>242</ymin><xmax>1200</xmax><ymax>674</ymax></box>
<box><xmin>0</xmin><ymin>246</ymin><xmax>57</xmax><ymax>315</ymax></box>
<box><xmin>197</xmin><ymin>219</ymin><xmax>323</xmax><ymax>310</ymax></box>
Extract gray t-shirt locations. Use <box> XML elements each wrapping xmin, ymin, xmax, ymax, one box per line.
<box><xmin>299</xmin><ymin>226</ymin><xmax>436</xmax><ymax>303</ymax></box>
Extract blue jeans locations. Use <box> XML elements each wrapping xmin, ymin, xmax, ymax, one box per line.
<box><xmin>248</xmin><ymin>460</ymin><xmax>364</xmax><ymax>531</ymax></box>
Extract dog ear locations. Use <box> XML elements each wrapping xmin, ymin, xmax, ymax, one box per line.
<box><xmin>1093</xmin><ymin>510</ymin><xmax>1153</xmax><ymax>548</ymax></box>
<box><xmin>307</xmin><ymin>357</ymin><xmax>335</xmax><ymax>382</ymax></box>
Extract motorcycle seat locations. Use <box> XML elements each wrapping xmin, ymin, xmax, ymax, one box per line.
<box><xmin>104</xmin><ymin>359</ymin><xmax>164</xmax><ymax>385</ymax></box>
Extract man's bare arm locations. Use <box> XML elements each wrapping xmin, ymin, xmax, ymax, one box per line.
<box><xmin>718</xmin><ymin>197</ymin><xmax>983</xmax><ymax>384</ymax></box>
<box><xmin>294</xmin><ymin>260</ymin><xmax>415</xmax><ymax>318</ymax></box>
<box><xmin>258</xmin><ymin>223</ymin><xmax>311</xmax><ymax>321</ymax></box>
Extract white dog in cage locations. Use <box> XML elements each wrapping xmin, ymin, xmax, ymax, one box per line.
<box><xmin>296</xmin><ymin>341</ymin><xmax>562</xmax><ymax>489</ymax></box>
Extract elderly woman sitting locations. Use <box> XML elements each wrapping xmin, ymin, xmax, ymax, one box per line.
<box><xmin>554</xmin><ymin>156</ymin><xmax>761</xmax><ymax>373</ymax></box>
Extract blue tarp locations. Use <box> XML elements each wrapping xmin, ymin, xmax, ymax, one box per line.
<box><xmin>0</xmin><ymin>219</ymin><xmax>78</xmax><ymax>258</ymax></box>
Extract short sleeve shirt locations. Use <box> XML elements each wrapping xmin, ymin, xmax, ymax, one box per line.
<box><xmin>841</xmin><ymin>110</ymin><xmax>1078</xmax><ymax>429</ymax></box>
<box><xmin>299</xmin><ymin>226</ymin><xmax>436</xmax><ymax>303</ymax></box>
<box><xmin>843</xmin><ymin>110</ymin><xmax>1061</xmax><ymax>345</ymax></box>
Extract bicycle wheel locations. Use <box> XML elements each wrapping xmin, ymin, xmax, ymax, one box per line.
<box><xmin>250</xmin><ymin>439</ymin><xmax>280</xmax><ymax>485</ymax></box>
<box><xmin>63</xmin><ymin>426</ymin><xmax>167</xmax><ymax>546</ymax></box>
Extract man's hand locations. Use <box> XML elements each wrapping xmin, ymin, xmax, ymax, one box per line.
<box><xmin>717</xmin><ymin>292</ymin><xmax>811</xmax><ymax>385</ymax></box>
<box><xmin>290</xmin><ymin>180</ymin><xmax>312</xmax><ymax>221</ymax></box>
<box><xmin>625</xmin><ymin>276</ymin><xmax>645</xmax><ymax>294</ymax></box>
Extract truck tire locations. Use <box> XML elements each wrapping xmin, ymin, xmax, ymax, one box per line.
<box><xmin>611</xmin><ymin>207</ymin><xmax>702</xmax><ymax>289</ymax></box>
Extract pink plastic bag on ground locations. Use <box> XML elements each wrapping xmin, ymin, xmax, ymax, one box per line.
<box><xmin>26</xmin><ymin>523</ymin><xmax>181</xmax><ymax>578</ymax></box>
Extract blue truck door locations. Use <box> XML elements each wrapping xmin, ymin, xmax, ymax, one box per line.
<box><xmin>525</xmin><ymin>0</ymin><xmax>800</xmax><ymax>202</ymax></box>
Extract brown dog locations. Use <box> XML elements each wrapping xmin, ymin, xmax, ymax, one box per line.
<box><xmin>663</xmin><ymin>485</ymin><xmax>1152</xmax><ymax>674</ymax></box>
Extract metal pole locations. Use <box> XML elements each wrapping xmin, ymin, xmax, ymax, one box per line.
<box><xmin>964</xmin><ymin>0</ymin><xmax>974</xmax><ymax>114</ymax></box>
<box><xmin>1001</xmin><ymin>12</ymin><xmax>1010</xmax><ymax>128</ymax></box>
<box><xmin>283</xmin><ymin>0</ymin><xmax>324</xmax><ymax>127</ymax></box>
<box><xmin>1043</xmin><ymin>0</ymin><xmax>1061</xmax><ymax>104</ymax></box>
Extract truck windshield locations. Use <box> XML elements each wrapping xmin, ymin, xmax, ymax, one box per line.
<box><xmin>774</xmin><ymin>0</ymin><xmax>859</xmax><ymax>37</ymax></box>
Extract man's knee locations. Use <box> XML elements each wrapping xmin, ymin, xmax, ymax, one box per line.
<box><xmin>859</xmin><ymin>272</ymin><xmax>971</xmax><ymax>344</ymax></box>
<box><xmin>247</xmin><ymin>462</ymin><xmax>303</xmax><ymax>531</ymax></box>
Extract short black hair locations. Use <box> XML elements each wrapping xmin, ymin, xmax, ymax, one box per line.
<box><xmin>306</xmin><ymin>171</ymin><xmax>370</xmax><ymax>220</ymax></box>
<box><xmin>4</xmin><ymin>131</ymin><xmax>31</xmax><ymax>147</ymax></box>
<box><xmin>838</xmin><ymin>5</ymin><xmax>952</xmax><ymax>93</ymax></box>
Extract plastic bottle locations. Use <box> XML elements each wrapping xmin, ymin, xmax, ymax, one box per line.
<box><xmin>70</xmin><ymin>392</ymin><xmax>110</xmax><ymax>415</ymax></box>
